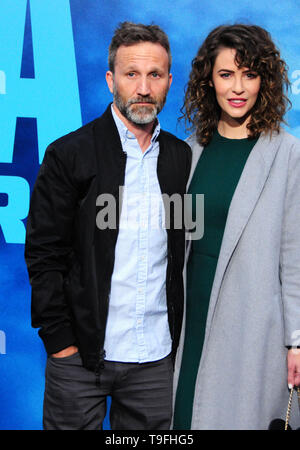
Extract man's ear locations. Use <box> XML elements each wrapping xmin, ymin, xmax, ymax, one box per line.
<box><xmin>168</xmin><ymin>73</ymin><xmax>173</xmax><ymax>89</ymax></box>
<box><xmin>106</xmin><ymin>71</ymin><xmax>114</xmax><ymax>94</ymax></box>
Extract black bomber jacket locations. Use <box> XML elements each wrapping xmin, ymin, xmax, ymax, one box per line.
<box><xmin>25</xmin><ymin>105</ymin><xmax>192</xmax><ymax>374</ymax></box>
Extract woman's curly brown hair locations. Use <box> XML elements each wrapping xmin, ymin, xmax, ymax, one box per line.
<box><xmin>182</xmin><ymin>24</ymin><xmax>291</xmax><ymax>146</ymax></box>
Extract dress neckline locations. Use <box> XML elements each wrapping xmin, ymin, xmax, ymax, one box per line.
<box><xmin>215</xmin><ymin>129</ymin><xmax>253</xmax><ymax>142</ymax></box>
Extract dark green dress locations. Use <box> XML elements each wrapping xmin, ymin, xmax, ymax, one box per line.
<box><xmin>173</xmin><ymin>130</ymin><xmax>258</xmax><ymax>430</ymax></box>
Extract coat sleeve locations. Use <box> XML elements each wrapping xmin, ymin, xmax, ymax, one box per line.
<box><xmin>280</xmin><ymin>138</ymin><xmax>300</xmax><ymax>347</ymax></box>
<box><xmin>25</xmin><ymin>144</ymin><xmax>78</xmax><ymax>354</ymax></box>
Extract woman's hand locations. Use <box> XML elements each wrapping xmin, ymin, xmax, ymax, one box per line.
<box><xmin>287</xmin><ymin>348</ymin><xmax>300</xmax><ymax>388</ymax></box>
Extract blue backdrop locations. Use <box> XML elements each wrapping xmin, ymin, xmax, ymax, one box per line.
<box><xmin>0</xmin><ymin>0</ymin><xmax>299</xmax><ymax>430</ymax></box>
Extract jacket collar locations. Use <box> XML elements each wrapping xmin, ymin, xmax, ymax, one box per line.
<box><xmin>93</xmin><ymin>103</ymin><xmax>125</xmax><ymax>158</ymax></box>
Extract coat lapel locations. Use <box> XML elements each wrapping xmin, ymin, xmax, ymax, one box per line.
<box><xmin>186</xmin><ymin>134</ymin><xmax>204</xmax><ymax>190</ymax></box>
<box><xmin>204</xmin><ymin>131</ymin><xmax>284</xmax><ymax>335</ymax></box>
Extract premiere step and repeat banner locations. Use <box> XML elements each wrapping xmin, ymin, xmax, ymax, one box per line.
<box><xmin>0</xmin><ymin>0</ymin><xmax>299</xmax><ymax>430</ymax></box>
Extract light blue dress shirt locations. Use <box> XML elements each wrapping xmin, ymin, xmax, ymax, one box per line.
<box><xmin>103</xmin><ymin>106</ymin><xmax>172</xmax><ymax>362</ymax></box>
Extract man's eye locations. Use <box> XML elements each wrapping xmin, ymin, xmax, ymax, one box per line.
<box><xmin>220</xmin><ymin>73</ymin><xmax>231</xmax><ymax>78</ymax></box>
<box><xmin>127</xmin><ymin>72</ymin><xmax>135</xmax><ymax>77</ymax></box>
<box><xmin>151</xmin><ymin>72</ymin><xmax>159</xmax><ymax>78</ymax></box>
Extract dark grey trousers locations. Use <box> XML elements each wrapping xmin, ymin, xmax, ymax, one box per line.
<box><xmin>43</xmin><ymin>352</ymin><xmax>173</xmax><ymax>430</ymax></box>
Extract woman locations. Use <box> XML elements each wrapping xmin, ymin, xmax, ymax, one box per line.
<box><xmin>173</xmin><ymin>24</ymin><xmax>300</xmax><ymax>430</ymax></box>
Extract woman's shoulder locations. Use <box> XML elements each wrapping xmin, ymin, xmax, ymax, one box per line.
<box><xmin>185</xmin><ymin>132</ymin><xmax>204</xmax><ymax>151</ymax></box>
<box><xmin>185</xmin><ymin>128</ymin><xmax>300</xmax><ymax>158</ymax></box>
<box><xmin>185</xmin><ymin>132</ymin><xmax>198</xmax><ymax>147</ymax></box>
<box><xmin>184</xmin><ymin>133</ymin><xmax>204</xmax><ymax>166</ymax></box>
<box><xmin>278</xmin><ymin>128</ymin><xmax>300</xmax><ymax>147</ymax></box>
<box><xmin>272</xmin><ymin>129</ymin><xmax>300</xmax><ymax>167</ymax></box>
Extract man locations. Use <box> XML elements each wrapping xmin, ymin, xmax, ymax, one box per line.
<box><xmin>25</xmin><ymin>21</ymin><xmax>191</xmax><ymax>430</ymax></box>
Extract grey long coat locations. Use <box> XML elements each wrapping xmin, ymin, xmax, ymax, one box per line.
<box><xmin>173</xmin><ymin>129</ymin><xmax>300</xmax><ymax>430</ymax></box>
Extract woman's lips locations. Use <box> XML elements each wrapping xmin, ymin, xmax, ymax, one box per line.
<box><xmin>228</xmin><ymin>98</ymin><xmax>247</xmax><ymax>108</ymax></box>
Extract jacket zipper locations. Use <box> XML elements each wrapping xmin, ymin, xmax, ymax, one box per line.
<box><xmin>95</xmin><ymin>151</ymin><xmax>126</xmax><ymax>385</ymax></box>
<box><xmin>168</xmin><ymin>246</ymin><xmax>175</xmax><ymax>341</ymax></box>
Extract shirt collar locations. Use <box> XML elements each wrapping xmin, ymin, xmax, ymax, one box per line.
<box><xmin>111</xmin><ymin>104</ymin><xmax>160</xmax><ymax>144</ymax></box>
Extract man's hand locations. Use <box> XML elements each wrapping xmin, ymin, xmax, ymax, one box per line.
<box><xmin>51</xmin><ymin>345</ymin><xmax>79</xmax><ymax>358</ymax></box>
<box><xmin>287</xmin><ymin>348</ymin><xmax>300</xmax><ymax>388</ymax></box>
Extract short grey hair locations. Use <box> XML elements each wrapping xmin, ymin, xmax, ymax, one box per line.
<box><xmin>108</xmin><ymin>21</ymin><xmax>172</xmax><ymax>72</ymax></box>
